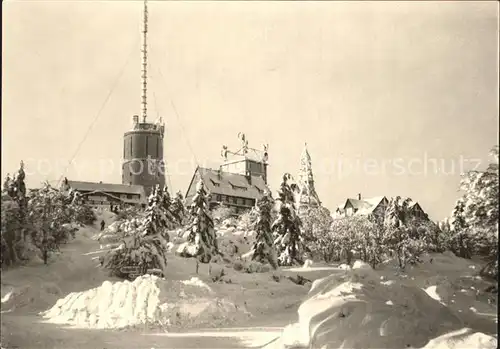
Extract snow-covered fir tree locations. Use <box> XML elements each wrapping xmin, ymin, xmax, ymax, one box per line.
<box><xmin>1</xmin><ymin>162</ymin><xmax>28</xmax><ymax>266</ymax></box>
<box><xmin>171</xmin><ymin>190</ymin><xmax>187</xmax><ymax>224</ymax></box>
<box><xmin>295</xmin><ymin>143</ymin><xmax>321</xmax><ymax>215</ymax></box>
<box><xmin>2</xmin><ymin>164</ymin><xmax>95</xmax><ymax>266</ymax></box>
<box><xmin>272</xmin><ymin>173</ymin><xmax>305</xmax><ymax>266</ymax></box>
<box><xmin>246</xmin><ymin>189</ymin><xmax>277</xmax><ymax>268</ymax></box>
<box><xmin>177</xmin><ymin>180</ymin><xmax>219</xmax><ymax>263</ymax></box>
<box><xmin>104</xmin><ymin>185</ymin><xmax>173</xmax><ymax>279</ymax></box>
<box><xmin>143</xmin><ymin>185</ymin><xmax>178</xmax><ymax>235</ymax></box>
<box><xmin>3</xmin><ymin>161</ymin><xmax>27</xmax><ymax>209</ymax></box>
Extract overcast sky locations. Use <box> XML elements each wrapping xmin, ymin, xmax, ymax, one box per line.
<box><xmin>2</xmin><ymin>0</ymin><xmax>498</xmax><ymax>220</ymax></box>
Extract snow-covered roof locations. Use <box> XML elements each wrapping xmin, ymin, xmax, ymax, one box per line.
<box><xmin>345</xmin><ymin>198</ymin><xmax>372</xmax><ymax>210</ymax></box>
<box><xmin>363</xmin><ymin>196</ymin><xmax>387</xmax><ymax>207</ymax></box>
<box><xmin>335</xmin><ymin>196</ymin><xmax>388</xmax><ymax>216</ymax></box>
<box><xmin>187</xmin><ymin>167</ymin><xmax>267</xmax><ymax>203</ymax></box>
<box><xmin>67</xmin><ymin>180</ymin><xmax>146</xmax><ymax>196</ymax></box>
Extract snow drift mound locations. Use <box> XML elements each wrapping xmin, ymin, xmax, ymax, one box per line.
<box><xmin>267</xmin><ymin>261</ymin><xmax>497</xmax><ymax>349</ymax></box>
<box><xmin>422</xmin><ymin>328</ymin><xmax>497</xmax><ymax>349</ymax></box>
<box><xmin>40</xmin><ymin>275</ymin><xmax>245</xmax><ymax>330</ymax></box>
<box><xmin>40</xmin><ymin>275</ymin><xmax>165</xmax><ymax>329</ymax></box>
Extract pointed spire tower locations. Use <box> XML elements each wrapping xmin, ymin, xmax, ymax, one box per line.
<box><xmin>296</xmin><ymin>143</ymin><xmax>321</xmax><ymax>214</ymax></box>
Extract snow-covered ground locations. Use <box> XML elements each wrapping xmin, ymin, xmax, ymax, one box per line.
<box><xmin>2</xmin><ymin>210</ymin><xmax>498</xmax><ymax>349</ymax></box>
<box><xmin>265</xmin><ymin>257</ymin><xmax>498</xmax><ymax>349</ymax></box>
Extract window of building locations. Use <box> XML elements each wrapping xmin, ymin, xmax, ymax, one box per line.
<box><xmin>145</xmin><ymin>137</ymin><xmax>149</xmax><ymax>155</ymax></box>
<box><xmin>130</xmin><ymin>138</ymin><xmax>133</xmax><ymax>157</ymax></box>
<box><xmin>232</xmin><ymin>196</ymin><xmax>237</xmax><ymax>204</ymax></box>
<box><xmin>216</xmin><ymin>194</ymin><xmax>222</xmax><ymax>201</ymax></box>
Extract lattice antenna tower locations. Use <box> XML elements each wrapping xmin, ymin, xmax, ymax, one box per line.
<box><xmin>141</xmin><ymin>0</ymin><xmax>149</xmax><ymax>122</ymax></box>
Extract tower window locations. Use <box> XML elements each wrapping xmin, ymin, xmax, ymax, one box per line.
<box><xmin>146</xmin><ymin>136</ymin><xmax>149</xmax><ymax>155</ymax></box>
<box><xmin>130</xmin><ymin>138</ymin><xmax>133</xmax><ymax>157</ymax></box>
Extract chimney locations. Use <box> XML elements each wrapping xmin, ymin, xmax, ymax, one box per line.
<box><xmin>246</xmin><ymin>170</ymin><xmax>252</xmax><ymax>185</ymax></box>
<box><xmin>358</xmin><ymin>193</ymin><xmax>361</xmax><ymax>200</ymax></box>
<box><xmin>217</xmin><ymin>167</ymin><xmax>223</xmax><ymax>180</ymax></box>
<box><xmin>133</xmin><ymin>115</ymin><xmax>139</xmax><ymax>124</ymax></box>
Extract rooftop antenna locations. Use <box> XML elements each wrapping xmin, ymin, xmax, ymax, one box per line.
<box><xmin>141</xmin><ymin>0</ymin><xmax>149</xmax><ymax>123</ymax></box>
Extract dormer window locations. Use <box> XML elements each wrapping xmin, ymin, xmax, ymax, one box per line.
<box><xmin>210</xmin><ymin>179</ymin><xmax>220</xmax><ymax>187</ymax></box>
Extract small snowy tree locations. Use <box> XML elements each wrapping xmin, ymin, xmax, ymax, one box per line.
<box><xmin>1</xmin><ymin>199</ymin><xmax>23</xmax><ymax>266</ymax></box>
<box><xmin>212</xmin><ymin>203</ymin><xmax>235</xmax><ymax>225</ymax></box>
<box><xmin>328</xmin><ymin>215</ymin><xmax>383</xmax><ymax>266</ymax></box>
<box><xmin>27</xmin><ymin>183</ymin><xmax>81</xmax><ymax>264</ymax></box>
<box><xmin>272</xmin><ymin>173</ymin><xmax>305</xmax><ymax>266</ymax></box>
<box><xmin>302</xmin><ymin>206</ymin><xmax>334</xmax><ymax>261</ymax></box>
<box><xmin>104</xmin><ymin>185</ymin><xmax>173</xmax><ymax>279</ymax></box>
<box><xmin>237</xmin><ymin>206</ymin><xmax>259</xmax><ymax>232</ymax></box>
<box><xmin>358</xmin><ymin>215</ymin><xmax>386</xmax><ymax>268</ymax></box>
<box><xmin>178</xmin><ymin>180</ymin><xmax>219</xmax><ymax>263</ymax></box>
<box><xmin>383</xmin><ymin>196</ymin><xmax>429</xmax><ymax>269</ymax></box>
<box><xmin>447</xmin><ymin>146</ymin><xmax>498</xmax><ymax>278</ymax></box>
<box><xmin>246</xmin><ymin>189</ymin><xmax>277</xmax><ymax>268</ymax></box>
<box><xmin>1</xmin><ymin>164</ymin><xmax>95</xmax><ymax>267</ymax></box>
<box><xmin>171</xmin><ymin>190</ymin><xmax>187</xmax><ymax>225</ymax></box>
<box><xmin>62</xmin><ymin>189</ymin><xmax>96</xmax><ymax>227</ymax></box>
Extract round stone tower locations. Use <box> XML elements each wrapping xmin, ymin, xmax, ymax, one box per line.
<box><xmin>122</xmin><ymin>114</ymin><xmax>165</xmax><ymax>196</ymax></box>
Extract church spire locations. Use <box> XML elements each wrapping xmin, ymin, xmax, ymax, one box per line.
<box><xmin>296</xmin><ymin>142</ymin><xmax>321</xmax><ymax>214</ymax></box>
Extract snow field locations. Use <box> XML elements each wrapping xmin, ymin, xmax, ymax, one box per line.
<box><xmin>266</xmin><ymin>259</ymin><xmax>498</xmax><ymax>349</ymax></box>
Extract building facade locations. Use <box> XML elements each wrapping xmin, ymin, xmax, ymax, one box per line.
<box><xmin>185</xmin><ymin>167</ymin><xmax>266</xmax><ymax>214</ymax></box>
<box><xmin>334</xmin><ymin>195</ymin><xmax>389</xmax><ymax>222</ymax></box>
<box><xmin>64</xmin><ymin>180</ymin><xmax>146</xmax><ymax>208</ymax></box>
<box><xmin>185</xmin><ymin>134</ymin><xmax>269</xmax><ymax>214</ymax></box>
<box><xmin>122</xmin><ymin>115</ymin><xmax>166</xmax><ymax>197</ymax></box>
<box><xmin>334</xmin><ymin>194</ymin><xmax>430</xmax><ymax>223</ymax></box>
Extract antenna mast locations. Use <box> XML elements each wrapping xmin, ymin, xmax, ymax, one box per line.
<box><xmin>141</xmin><ymin>0</ymin><xmax>149</xmax><ymax>122</ymax></box>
